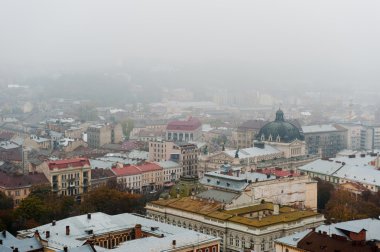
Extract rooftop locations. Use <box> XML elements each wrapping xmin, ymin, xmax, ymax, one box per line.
<box><xmin>0</xmin><ymin>231</ymin><xmax>43</xmax><ymax>252</ymax></box>
<box><xmin>299</xmin><ymin>155</ymin><xmax>380</xmax><ymax>186</ymax></box>
<box><xmin>166</xmin><ymin>117</ymin><xmax>202</xmax><ymax>131</ymax></box>
<box><xmin>0</xmin><ymin>172</ymin><xmax>49</xmax><ymax>189</ymax></box>
<box><xmin>47</xmin><ymin>158</ymin><xmax>91</xmax><ymax>170</ymax></box>
<box><xmin>18</xmin><ymin>212</ymin><xmax>218</xmax><ymax>251</ymax></box>
<box><xmin>150</xmin><ymin>198</ymin><xmax>321</xmax><ymax>228</ymax></box>
<box><xmin>302</xmin><ymin>124</ymin><xmax>346</xmax><ymax>134</ymax></box>
<box><xmin>224</xmin><ymin>145</ymin><xmax>281</xmax><ymax>159</ymax></box>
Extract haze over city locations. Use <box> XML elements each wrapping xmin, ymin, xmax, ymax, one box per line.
<box><xmin>1</xmin><ymin>1</ymin><xmax>380</xmax><ymax>252</ymax></box>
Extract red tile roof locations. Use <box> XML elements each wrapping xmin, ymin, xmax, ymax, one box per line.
<box><xmin>111</xmin><ymin>162</ymin><xmax>162</xmax><ymax>177</ymax></box>
<box><xmin>0</xmin><ymin>172</ymin><xmax>49</xmax><ymax>189</ymax></box>
<box><xmin>136</xmin><ymin>162</ymin><xmax>162</xmax><ymax>172</ymax></box>
<box><xmin>166</xmin><ymin>117</ymin><xmax>201</xmax><ymax>131</ymax></box>
<box><xmin>47</xmin><ymin>158</ymin><xmax>90</xmax><ymax>170</ymax></box>
<box><xmin>256</xmin><ymin>168</ymin><xmax>300</xmax><ymax>178</ymax></box>
<box><xmin>112</xmin><ymin>165</ymin><xmax>141</xmax><ymax>176</ymax></box>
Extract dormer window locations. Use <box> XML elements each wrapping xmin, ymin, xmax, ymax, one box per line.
<box><xmin>268</xmin><ymin>134</ymin><xmax>273</xmax><ymax>142</ymax></box>
<box><xmin>261</xmin><ymin>134</ymin><xmax>265</xmax><ymax>141</ymax></box>
<box><xmin>276</xmin><ymin>135</ymin><xmax>281</xmax><ymax>142</ymax></box>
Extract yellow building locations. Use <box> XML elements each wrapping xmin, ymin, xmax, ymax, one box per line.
<box><xmin>37</xmin><ymin>158</ymin><xmax>91</xmax><ymax>196</ymax></box>
<box><xmin>0</xmin><ymin>173</ymin><xmax>49</xmax><ymax>207</ymax></box>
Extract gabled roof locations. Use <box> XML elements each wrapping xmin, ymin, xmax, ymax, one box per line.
<box><xmin>0</xmin><ymin>172</ymin><xmax>49</xmax><ymax>189</ymax></box>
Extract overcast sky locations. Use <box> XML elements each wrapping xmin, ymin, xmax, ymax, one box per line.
<box><xmin>1</xmin><ymin>0</ymin><xmax>380</xmax><ymax>88</ymax></box>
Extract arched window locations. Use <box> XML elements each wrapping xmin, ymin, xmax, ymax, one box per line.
<box><xmin>268</xmin><ymin>134</ymin><xmax>273</xmax><ymax>141</ymax></box>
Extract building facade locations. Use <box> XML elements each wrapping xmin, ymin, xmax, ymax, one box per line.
<box><xmin>146</xmin><ymin>198</ymin><xmax>324</xmax><ymax>252</ymax></box>
<box><xmin>166</xmin><ymin>117</ymin><xmax>202</xmax><ymax>142</ymax></box>
<box><xmin>0</xmin><ymin>173</ymin><xmax>49</xmax><ymax>207</ymax></box>
<box><xmin>232</xmin><ymin>120</ymin><xmax>268</xmax><ymax>149</ymax></box>
<box><xmin>37</xmin><ymin>158</ymin><xmax>91</xmax><ymax>196</ymax></box>
<box><xmin>302</xmin><ymin>124</ymin><xmax>347</xmax><ymax>158</ymax></box>
<box><xmin>87</xmin><ymin>124</ymin><xmax>123</xmax><ymax>148</ymax></box>
<box><xmin>18</xmin><ymin>212</ymin><xmax>220</xmax><ymax>252</ymax></box>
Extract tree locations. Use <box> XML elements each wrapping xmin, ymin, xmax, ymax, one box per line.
<box><xmin>0</xmin><ymin>192</ymin><xmax>14</xmax><ymax>210</ymax></box>
<box><xmin>80</xmin><ymin>186</ymin><xmax>144</xmax><ymax>215</ymax></box>
<box><xmin>121</xmin><ymin>119</ymin><xmax>134</xmax><ymax>139</ymax></box>
<box><xmin>315</xmin><ymin>178</ymin><xmax>334</xmax><ymax>211</ymax></box>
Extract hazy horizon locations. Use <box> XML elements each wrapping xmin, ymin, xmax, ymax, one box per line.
<box><xmin>1</xmin><ymin>0</ymin><xmax>380</xmax><ymax>90</ymax></box>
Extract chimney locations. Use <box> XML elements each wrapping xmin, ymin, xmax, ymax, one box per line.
<box><xmin>66</xmin><ymin>226</ymin><xmax>70</xmax><ymax>236</ymax></box>
<box><xmin>34</xmin><ymin>230</ymin><xmax>39</xmax><ymax>238</ymax></box>
<box><xmin>273</xmin><ymin>204</ymin><xmax>280</xmax><ymax>215</ymax></box>
<box><xmin>0</xmin><ymin>239</ymin><xmax>2</xmax><ymax>245</ymax></box>
<box><xmin>87</xmin><ymin>213</ymin><xmax>91</xmax><ymax>220</ymax></box>
<box><xmin>46</xmin><ymin>231</ymin><xmax>50</xmax><ymax>239</ymax></box>
<box><xmin>13</xmin><ymin>248</ymin><xmax>18</xmax><ymax>252</ymax></box>
<box><xmin>172</xmin><ymin>240</ymin><xmax>176</xmax><ymax>248</ymax></box>
<box><xmin>63</xmin><ymin>246</ymin><xmax>68</xmax><ymax>252</ymax></box>
<box><xmin>52</xmin><ymin>220</ymin><xmax>56</xmax><ymax>226</ymax></box>
<box><xmin>134</xmin><ymin>224</ymin><xmax>143</xmax><ymax>239</ymax></box>
<box><xmin>2</xmin><ymin>230</ymin><xmax>5</xmax><ymax>238</ymax></box>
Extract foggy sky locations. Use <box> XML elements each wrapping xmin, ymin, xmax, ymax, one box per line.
<box><xmin>1</xmin><ymin>0</ymin><xmax>380</xmax><ymax>88</ymax></box>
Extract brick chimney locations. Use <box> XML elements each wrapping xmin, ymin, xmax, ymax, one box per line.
<box><xmin>134</xmin><ymin>224</ymin><xmax>143</xmax><ymax>239</ymax></box>
<box><xmin>66</xmin><ymin>226</ymin><xmax>70</xmax><ymax>236</ymax></box>
<box><xmin>273</xmin><ymin>204</ymin><xmax>280</xmax><ymax>215</ymax></box>
<box><xmin>349</xmin><ymin>229</ymin><xmax>366</xmax><ymax>241</ymax></box>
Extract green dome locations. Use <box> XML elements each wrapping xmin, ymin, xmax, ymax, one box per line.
<box><xmin>256</xmin><ymin>109</ymin><xmax>304</xmax><ymax>143</ymax></box>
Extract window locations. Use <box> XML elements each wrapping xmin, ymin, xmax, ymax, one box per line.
<box><xmin>15</xmin><ymin>190</ymin><xmax>20</xmax><ymax>196</ymax></box>
<box><xmin>235</xmin><ymin>236</ymin><xmax>240</xmax><ymax>247</ymax></box>
<box><xmin>212</xmin><ymin>247</ymin><xmax>217</xmax><ymax>252</ymax></box>
<box><xmin>261</xmin><ymin>239</ymin><xmax>265</xmax><ymax>251</ymax></box>
<box><xmin>229</xmin><ymin>235</ymin><xmax>234</xmax><ymax>245</ymax></box>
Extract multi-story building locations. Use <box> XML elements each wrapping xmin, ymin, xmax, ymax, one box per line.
<box><xmin>90</xmin><ymin>168</ymin><xmax>117</xmax><ymax>189</ymax></box>
<box><xmin>275</xmin><ymin>218</ymin><xmax>380</xmax><ymax>252</ymax></box>
<box><xmin>200</xmin><ymin>169</ymin><xmax>318</xmax><ymax>211</ymax></box>
<box><xmin>37</xmin><ymin>158</ymin><xmax>91</xmax><ymax>196</ymax></box>
<box><xmin>87</xmin><ymin>123</ymin><xmax>123</xmax><ymax>148</ymax></box>
<box><xmin>0</xmin><ymin>141</ymin><xmax>22</xmax><ymax>163</ymax></box>
<box><xmin>111</xmin><ymin>162</ymin><xmax>163</xmax><ymax>193</ymax></box>
<box><xmin>175</xmin><ymin>143</ymin><xmax>199</xmax><ymax>177</ymax></box>
<box><xmin>18</xmin><ymin>212</ymin><xmax>220</xmax><ymax>252</ymax></box>
<box><xmin>166</xmin><ymin>117</ymin><xmax>202</xmax><ymax>142</ymax></box>
<box><xmin>155</xmin><ymin>160</ymin><xmax>182</xmax><ymax>183</ymax></box>
<box><xmin>111</xmin><ymin>163</ymin><xmax>142</xmax><ymax>193</ymax></box>
<box><xmin>298</xmin><ymin>154</ymin><xmax>380</xmax><ymax>192</ymax></box>
<box><xmin>0</xmin><ymin>173</ymin><xmax>49</xmax><ymax>207</ymax></box>
<box><xmin>146</xmin><ymin>198</ymin><xmax>324</xmax><ymax>252</ymax></box>
<box><xmin>302</xmin><ymin>124</ymin><xmax>347</xmax><ymax>158</ymax></box>
<box><xmin>149</xmin><ymin>141</ymin><xmax>178</xmax><ymax>162</ymax></box>
<box><xmin>232</xmin><ymin>120</ymin><xmax>267</xmax><ymax>149</ymax></box>
<box><xmin>149</xmin><ymin>141</ymin><xmax>199</xmax><ymax>177</ymax></box>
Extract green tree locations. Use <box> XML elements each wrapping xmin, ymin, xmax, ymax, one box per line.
<box><xmin>121</xmin><ymin>119</ymin><xmax>134</xmax><ymax>139</ymax></box>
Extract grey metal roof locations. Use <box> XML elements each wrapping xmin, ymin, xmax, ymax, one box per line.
<box><xmin>0</xmin><ymin>231</ymin><xmax>42</xmax><ymax>252</ymax></box>
<box><xmin>298</xmin><ymin>156</ymin><xmax>380</xmax><ymax>187</ymax></box>
<box><xmin>196</xmin><ymin>189</ymin><xmax>240</xmax><ymax>203</ymax></box>
<box><xmin>275</xmin><ymin>229</ymin><xmax>311</xmax><ymax>246</ymax></box>
<box><xmin>155</xmin><ymin>161</ymin><xmax>180</xmax><ymax>169</ymax></box>
<box><xmin>19</xmin><ymin>212</ymin><xmax>217</xmax><ymax>251</ymax></box>
<box><xmin>302</xmin><ymin>124</ymin><xmax>343</xmax><ymax>133</ymax></box>
<box><xmin>224</xmin><ymin>145</ymin><xmax>281</xmax><ymax>159</ymax></box>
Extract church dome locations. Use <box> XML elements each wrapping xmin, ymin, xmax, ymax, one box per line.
<box><xmin>256</xmin><ymin>109</ymin><xmax>304</xmax><ymax>143</ymax></box>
